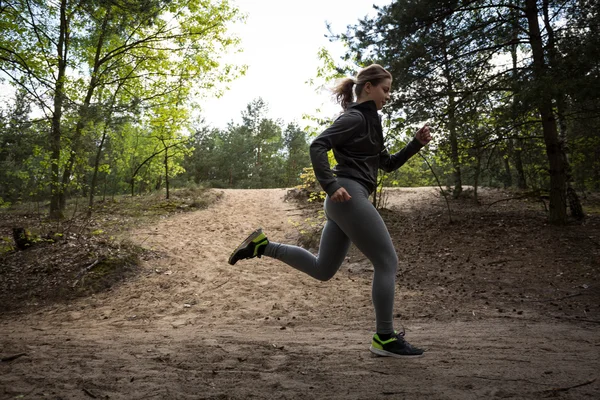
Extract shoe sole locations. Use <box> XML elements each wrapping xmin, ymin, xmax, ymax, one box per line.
<box><xmin>228</xmin><ymin>228</ymin><xmax>263</xmax><ymax>265</ymax></box>
<box><xmin>369</xmin><ymin>345</ymin><xmax>424</xmax><ymax>358</ymax></box>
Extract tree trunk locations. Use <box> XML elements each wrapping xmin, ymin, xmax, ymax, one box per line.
<box><xmin>473</xmin><ymin>148</ymin><xmax>481</xmax><ymax>204</ymax></box>
<box><xmin>59</xmin><ymin>7</ymin><xmax>111</xmax><ymax>212</ymax></box>
<box><xmin>502</xmin><ymin>150</ymin><xmax>512</xmax><ymax>189</ymax></box>
<box><xmin>49</xmin><ymin>0</ymin><xmax>69</xmax><ymax>220</ymax></box>
<box><xmin>130</xmin><ymin>146</ymin><xmax>172</xmax><ymax>196</ymax></box>
<box><xmin>510</xmin><ymin>3</ymin><xmax>527</xmax><ymax>190</ymax></box>
<box><xmin>103</xmin><ymin>174</ymin><xmax>107</xmax><ymax>202</ymax></box>
<box><xmin>441</xmin><ymin>24</ymin><xmax>462</xmax><ymax>198</ymax></box>
<box><xmin>88</xmin><ymin>76</ymin><xmax>124</xmax><ymax>215</ymax></box>
<box><xmin>165</xmin><ymin>145</ymin><xmax>170</xmax><ymax>200</ymax></box>
<box><xmin>542</xmin><ymin>0</ymin><xmax>584</xmax><ymax>220</ymax></box>
<box><xmin>87</xmin><ymin>126</ymin><xmax>109</xmax><ymax>217</ymax></box>
<box><xmin>514</xmin><ymin>139</ymin><xmax>527</xmax><ymax>189</ymax></box>
<box><xmin>448</xmin><ymin>102</ymin><xmax>462</xmax><ymax>198</ymax></box>
<box><xmin>525</xmin><ymin>0</ymin><xmax>567</xmax><ymax>224</ymax></box>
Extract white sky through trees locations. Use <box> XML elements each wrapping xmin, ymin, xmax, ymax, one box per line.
<box><xmin>200</xmin><ymin>0</ymin><xmax>391</xmax><ymax>129</ymax></box>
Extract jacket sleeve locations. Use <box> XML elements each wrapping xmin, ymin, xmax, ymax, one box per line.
<box><xmin>309</xmin><ymin>111</ymin><xmax>364</xmax><ymax>196</ymax></box>
<box><xmin>379</xmin><ymin>138</ymin><xmax>424</xmax><ymax>173</ymax></box>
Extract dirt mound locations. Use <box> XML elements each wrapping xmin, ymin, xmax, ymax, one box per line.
<box><xmin>0</xmin><ymin>188</ymin><xmax>221</xmax><ymax>312</ymax></box>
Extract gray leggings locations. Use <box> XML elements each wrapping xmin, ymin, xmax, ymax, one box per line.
<box><xmin>263</xmin><ymin>177</ymin><xmax>398</xmax><ymax>334</ymax></box>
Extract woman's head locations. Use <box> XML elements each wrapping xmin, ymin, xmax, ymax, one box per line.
<box><xmin>332</xmin><ymin>64</ymin><xmax>392</xmax><ymax>110</ymax></box>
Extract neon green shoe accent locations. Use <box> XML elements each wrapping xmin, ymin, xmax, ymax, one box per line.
<box><xmin>371</xmin><ymin>340</ymin><xmax>383</xmax><ymax>350</ymax></box>
<box><xmin>251</xmin><ymin>233</ymin><xmax>268</xmax><ymax>257</ymax></box>
<box><xmin>371</xmin><ymin>333</ymin><xmax>396</xmax><ymax>350</ymax></box>
<box><xmin>370</xmin><ymin>331</ymin><xmax>424</xmax><ymax>358</ymax></box>
<box><xmin>228</xmin><ymin>228</ymin><xmax>269</xmax><ymax>265</ymax></box>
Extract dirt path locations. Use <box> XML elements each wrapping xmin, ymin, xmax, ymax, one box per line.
<box><xmin>1</xmin><ymin>189</ymin><xmax>598</xmax><ymax>399</ymax></box>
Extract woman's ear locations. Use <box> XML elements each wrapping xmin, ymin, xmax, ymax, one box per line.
<box><xmin>364</xmin><ymin>82</ymin><xmax>372</xmax><ymax>94</ymax></box>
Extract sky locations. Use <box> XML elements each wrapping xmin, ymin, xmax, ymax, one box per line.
<box><xmin>199</xmin><ymin>0</ymin><xmax>391</xmax><ymax>129</ymax></box>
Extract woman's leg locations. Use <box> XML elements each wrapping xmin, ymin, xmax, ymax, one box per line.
<box><xmin>263</xmin><ymin>217</ymin><xmax>351</xmax><ymax>281</ymax></box>
<box><xmin>265</xmin><ymin>178</ymin><xmax>398</xmax><ymax>334</ymax></box>
<box><xmin>231</xmin><ymin>178</ymin><xmax>421</xmax><ymax>355</ymax></box>
<box><xmin>322</xmin><ymin>179</ymin><xmax>398</xmax><ymax>335</ymax></box>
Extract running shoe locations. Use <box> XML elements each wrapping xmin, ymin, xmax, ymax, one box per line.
<box><xmin>228</xmin><ymin>228</ymin><xmax>269</xmax><ymax>265</ymax></box>
<box><xmin>370</xmin><ymin>330</ymin><xmax>424</xmax><ymax>358</ymax></box>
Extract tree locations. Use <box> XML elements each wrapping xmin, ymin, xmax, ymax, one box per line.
<box><xmin>336</xmin><ymin>1</ymin><xmax>502</xmax><ymax>198</ymax></box>
<box><xmin>283</xmin><ymin>123</ymin><xmax>310</xmax><ymax>187</ymax></box>
<box><xmin>240</xmin><ymin>99</ymin><xmax>284</xmax><ymax>188</ymax></box>
<box><xmin>337</xmin><ymin>0</ymin><xmax>596</xmax><ymax>223</ymax></box>
<box><xmin>181</xmin><ymin>124</ymin><xmax>224</xmax><ymax>185</ymax></box>
<box><xmin>0</xmin><ymin>0</ymin><xmax>243</xmax><ymax>218</ymax></box>
<box><xmin>0</xmin><ymin>90</ymin><xmax>34</xmax><ymax>204</ymax></box>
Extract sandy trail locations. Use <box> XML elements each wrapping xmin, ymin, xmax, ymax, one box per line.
<box><xmin>1</xmin><ymin>189</ymin><xmax>598</xmax><ymax>399</ymax></box>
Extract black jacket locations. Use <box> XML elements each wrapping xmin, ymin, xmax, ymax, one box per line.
<box><xmin>309</xmin><ymin>100</ymin><xmax>423</xmax><ymax>196</ymax></box>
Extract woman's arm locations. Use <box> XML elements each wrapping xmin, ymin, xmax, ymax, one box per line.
<box><xmin>380</xmin><ymin>124</ymin><xmax>432</xmax><ymax>172</ymax></box>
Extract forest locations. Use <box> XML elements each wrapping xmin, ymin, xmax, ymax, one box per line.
<box><xmin>1</xmin><ymin>0</ymin><xmax>598</xmax><ymax>225</ymax></box>
<box><xmin>1</xmin><ymin>2</ymin><xmax>599</xmax><ymax>399</ymax></box>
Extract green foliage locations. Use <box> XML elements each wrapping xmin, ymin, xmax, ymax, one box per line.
<box><xmin>283</xmin><ymin>123</ymin><xmax>312</xmax><ymax>187</ymax></box>
<box><xmin>0</xmin><ymin>236</ymin><xmax>14</xmax><ymax>254</ymax></box>
<box><xmin>0</xmin><ymin>0</ymin><xmax>245</xmax><ymax>215</ymax></box>
<box><xmin>179</xmin><ymin>98</ymin><xmax>310</xmax><ymax>189</ymax></box>
<box><xmin>332</xmin><ymin>0</ymin><xmax>600</xmax><ymax>201</ymax></box>
<box><xmin>1</xmin><ymin>0</ymin><xmax>598</xmax><ymax>211</ymax></box>
<box><xmin>298</xmin><ymin>167</ymin><xmax>326</xmax><ymax>203</ymax></box>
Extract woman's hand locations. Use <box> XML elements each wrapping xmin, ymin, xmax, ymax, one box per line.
<box><xmin>331</xmin><ymin>187</ymin><xmax>352</xmax><ymax>203</ymax></box>
<box><xmin>415</xmin><ymin>124</ymin><xmax>433</xmax><ymax>146</ymax></box>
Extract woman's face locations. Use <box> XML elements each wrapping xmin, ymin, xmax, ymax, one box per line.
<box><xmin>364</xmin><ymin>78</ymin><xmax>392</xmax><ymax>110</ymax></box>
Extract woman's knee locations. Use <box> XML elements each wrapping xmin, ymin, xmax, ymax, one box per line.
<box><xmin>373</xmin><ymin>253</ymin><xmax>398</xmax><ymax>276</ymax></box>
<box><xmin>314</xmin><ymin>267</ymin><xmax>338</xmax><ymax>281</ymax></box>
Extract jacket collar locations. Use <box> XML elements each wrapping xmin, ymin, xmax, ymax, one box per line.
<box><xmin>347</xmin><ymin>100</ymin><xmax>378</xmax><ymax>116</ymax></box>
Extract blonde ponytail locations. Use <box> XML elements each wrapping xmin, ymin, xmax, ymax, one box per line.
<box><xmin>332</xmin><ymin>64</ymin><xmax>392</xmax><ymax>110</ymax></box>
<box><xmin>332</xmin><ymin>78</ymin><xmax>356</xmax><ymax>110</ymax></box>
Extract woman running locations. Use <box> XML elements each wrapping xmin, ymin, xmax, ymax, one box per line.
<box><xmin>228</xmin><ymin>64</ymin><xmax>432</xmax><ymax>358</ymax></box>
